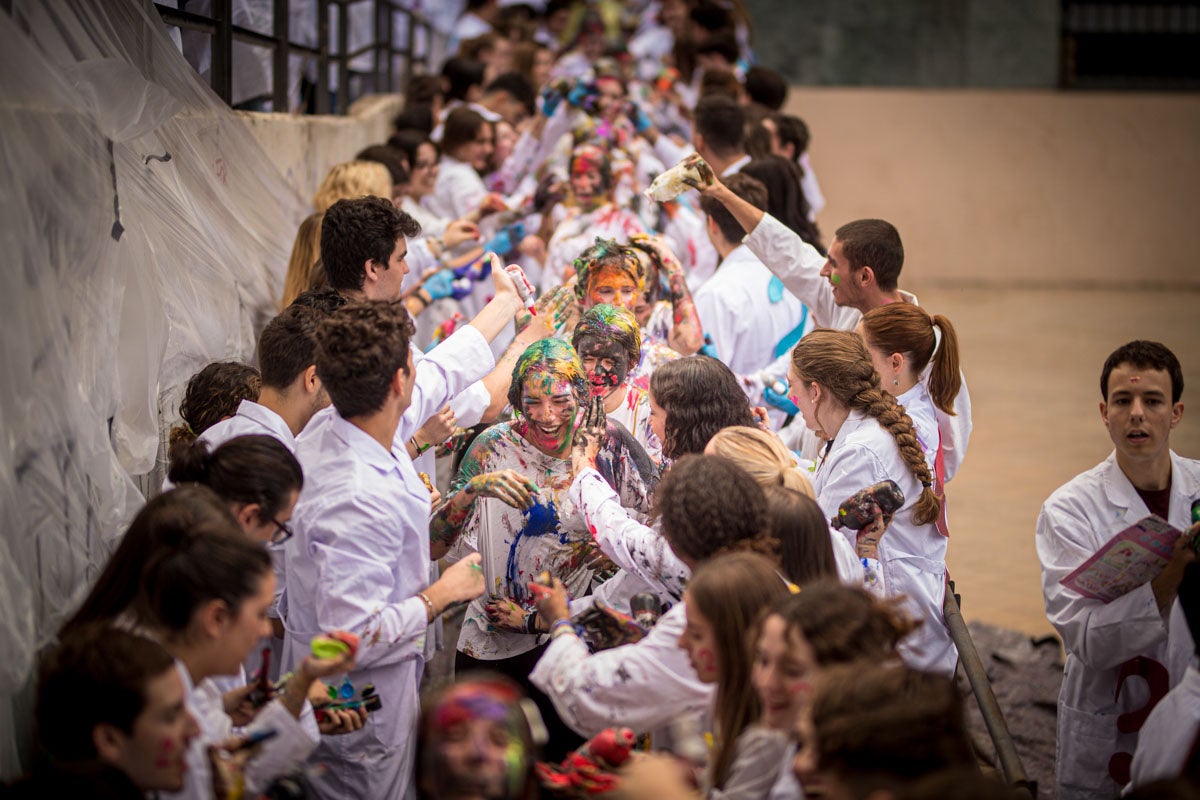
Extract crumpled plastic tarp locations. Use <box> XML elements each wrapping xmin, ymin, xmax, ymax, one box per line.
<box><xmin>0</xmin><ymin>0</ymin><xmax>307</xmax><ymax>776</ymax></box>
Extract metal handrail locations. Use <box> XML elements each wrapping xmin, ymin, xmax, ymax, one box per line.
<box><xmin>154</xmin><ymin>0</ymin><xmax>444</xmax><ymax>113</ymax></box>
<box><xmin>944</xmin><ymin>581</ymin><xmax>1037</xmax><ymax>798</ymax></box>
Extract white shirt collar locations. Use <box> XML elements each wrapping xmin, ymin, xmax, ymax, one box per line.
<box><xmin>236</xmin><ymin>399</ymin><xmax>296</xmax><ymax>447</ymax></box>
<box><xmin>721</xmin><ymin>154</ymin><xmax>752</xmax><ymax>177</ymax></box>
<box><xmin>329</xmin><ymin>412</ymin><xmax>402</xmax><ymax>477</ymax></box>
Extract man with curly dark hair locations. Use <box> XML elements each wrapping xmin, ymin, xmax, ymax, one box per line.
<box><xmin>281</xmin><ymin>280</ymin><xmax>529</xmax><ymax>798</ymax></box>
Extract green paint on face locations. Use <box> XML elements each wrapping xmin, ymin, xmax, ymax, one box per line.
<box><xmin>830</xmin><ymin>274</ymin><xmax>840</xmax><ymax>285</ymax></box>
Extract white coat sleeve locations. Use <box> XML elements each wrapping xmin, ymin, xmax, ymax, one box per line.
<box><xmin>306</xmin><ymin>497</ymin><xmax>430</xmax><ymax>670</ymax></box>
<box><xmin>570</xmin><ymin>468</ymin><xmax>689</xmax><ymax>601</ymax></box>
<box><xmin>1035</xmin><ymin>502</ymin><xmax>1169</xmax><ymax>672</ymax></box>
<box><xmin>691</xmin><ymin>284</ymin><xmax>742</xmax><ymax>369</ymax></box>
<box><xmin>743</xmin><ymin>213</ymin><xmax>858</xmax><ymax>330</ymax></box>
<box><xmin>399</xmin><ymin>325</ymin><xmax>496</xmax><ymax>444</ymax></box>
<box><xmin>815</xmin><ymin>443</ymin><xmax>893</xmax><ymax>586</ymax></box>
<box><xmin>529</xmin><ymin>607</ymin><xmax>714</xmax><ymax>738</ymax></box>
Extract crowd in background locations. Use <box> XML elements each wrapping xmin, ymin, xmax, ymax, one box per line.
<box><xmin>6</xmin><ymin>1</ymin><xmax>1198</xmax><ymax>800</ymax></box>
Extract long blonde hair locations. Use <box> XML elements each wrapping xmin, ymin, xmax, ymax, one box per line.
<box><xmin>310</xmin><ymin>160</ymin><xmax>393</xmax><ymax>213</ymax></box>
<box><xmin>706</xmin><ymin>426</ymin><xmax>814</xmax><ymax>498</ymax></box>
<box><xmin>279</xmin><ymin>212</ymin><xmax>323</xmax><ymax>310</ymax></box>
<box><xmin>791</xmin><ymin>329</ymin><xmax>940</xmax><ymax>525</ymax></box>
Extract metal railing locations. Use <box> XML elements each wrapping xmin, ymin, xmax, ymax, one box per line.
<box><xmin>1059</xmin><ymin>0</ymin><xmax>1200</xmax><ymax>89</ymax></box>
<box><xmin>154</xmin><ymin>0</ymin><xmax>446</xmax><ymax>114</ymax></box>
<box><xmin>944</xmin><ymin>581</ymin><xmax>1037</xmax><ymax>798</ymax></box>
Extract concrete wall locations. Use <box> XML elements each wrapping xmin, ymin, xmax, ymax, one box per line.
<box><xmin>746</xmin><ymin>0</ymin><xmax>1060</xmax><ymax>87</ymax></box>
<box><xmin>790</xmin><ymin>87</ymin><xmax>1200</xmax><ymax>289</ymax></box>
<box><xmin>237</xmin><ymin>93</ymin><xmax>404</xmax><ymax>207</ymax></box>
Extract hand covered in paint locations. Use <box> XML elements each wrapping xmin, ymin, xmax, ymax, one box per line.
<box><xmin>530</xmin><ymin>574</ymin><xmax>571</xmax><ymax>625</ymax></box>
<box><xmin>855</xmin><ymin>512</ymin><xmax>894</xmax><ymax>562</ymax></box>
<box><xmin>465</xmin><ymin>469</ymin><xmax>539</xmax><ymax>509</ymax></box>
<box><xmin>484</xmin><ymin>596</ymin><xmax>532</xmax><ymax>632</ymax></box>
<box><xmin>443</xmin><ymin>218</ymin><xmax>481</xmax><ymax>250</ymax></box>
<box><xmin>516</xmin><ymin>284</ymin><xmax>576</xmax><ymax>339</ymax></box>
<box><xmin>297</xmin><ymin>648</ymin><xmax>357</xmax><ymax>686</ymax></box>
<box><xmin>751</xmin><ymin>406</ymin><xmax>772</xmax><ymax>432</ymax></box>
<box><xmin>571</xmin><ymin>396</ymin><xmax>607</xmax><ymax>477</ymax></box>
<box><xmin>678</xmin><ymin>153</ymin><xmax>717</xmax><ymax>193</ymax></box>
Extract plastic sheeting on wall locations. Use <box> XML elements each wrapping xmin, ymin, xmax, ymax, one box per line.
<box><xmin>0</xmin><ymin>0</ymin><xmax>307</xmax><ymax>776</ymax></box>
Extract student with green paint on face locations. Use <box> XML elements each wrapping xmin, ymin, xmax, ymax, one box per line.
<box><xmin>435</xmin><ymin>338</ymin><xmax>657</xmax><ymax>761</ymax></box>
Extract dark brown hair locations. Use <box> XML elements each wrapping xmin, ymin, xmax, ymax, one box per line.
<box><xmin>167</xmin><ymin>435</ymin><xmax>303</xmax><ymax>521</ymax></box>
<box><xmin>649</xmin><ymin>356</ymin><xmax>756</xmax><ymax>461</ymax></box>
<box><xmin>833</xmin><ymin>219</ymin><xmax>904</xmax><ymax>292</ymax></box>
<box><xmin>761</xmin><ymin>485</ymin><xmax>837</xmax><ymax>585</ymax></box>
<box><xmin>170</xmin><ymin>361</ymin><xmax>261</xmax><ymax>449</ymax></box>
<box><xmin>320</xmin><ymin>196</ymin><xmax>420</xmax><ymax>293</ymax></box>
<box><xmin>699</xmin><ymin>172</ymin><xmax>766</xmax><ymax>244</ymax></box>
<box><xmin>315</xmin><ymin>300</ymin><xmax>416</xmax><ymax>419</ymax></box>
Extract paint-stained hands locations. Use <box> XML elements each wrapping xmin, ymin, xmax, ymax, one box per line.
<box><xmin>484</xmin><ymin>596</ymin><xmax>532</xmax><ymax>632</ymax></box>
<box><xmin>751</xmin><ymin>406</ymin><xmax>772</xmax><ymax>431</ymax></box>
<box><xmin>855</xmin><ymin>513</ymin><xmax>894</xmax><ymax>562</ymax></box>
<box><xmin>465</xmin><ymin>469</ymin><xmax>540</xmax><ymax>510</ymax></box>
<box><xmin>678</xmin><ymin>153</ymin><xmax>717</xmax><ymax>193</ymax></box>
<box><xmin>530</xmin><ymin>574</ymin><xmax>571</xmax><ymax>625</ymax></box>
<box><xmin>571</xmin><ymin>395</ymin><xmax>607</xmax><ymax>477</ymax></box>
<box><xmin>515</xmin><ymin>283</ymin><xmax>579</xmax><ymax>339</ymax></box>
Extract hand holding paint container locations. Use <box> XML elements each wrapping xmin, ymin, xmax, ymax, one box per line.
<box><xmin>491</xmin><ymin>252</ymin><xmax>537</xmax><ymax>316</ymax></box>
<box><xmin>644</xmin><ymin>154</ymin><xmax>715</xmax><ymax>202</ymax></box>
<box><xmin>310</xmin><ymin>630</ymin><xmax>360</xmax><ymax>660</ymax></box>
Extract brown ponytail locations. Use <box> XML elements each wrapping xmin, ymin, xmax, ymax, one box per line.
<box><xmin>859</xmin><ymin>304</ymin><xmax>962</xmax><ymax>415</ymax></box>
<box><xmin>928</xmin><ymin>314</ymin><xmax>961</xmax><ymax>415</ymax></box>
<box><xmin>791</xmin><ymin>330</ymin><xmax>941</xmax><ymax>526</ymax></box>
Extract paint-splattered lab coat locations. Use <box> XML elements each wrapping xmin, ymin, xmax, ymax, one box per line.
<box><xmin>446</xmin><ymin>420</ymin><xmax>658</xmax><ymax>661</ymax></box>
<box><xmin>1036</xmin><ymin>451</ymin><xmax>1198</xmax><ymax>799</ymax></box>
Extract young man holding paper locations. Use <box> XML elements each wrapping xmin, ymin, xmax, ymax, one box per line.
<box><xmin>1036</xmin><ymin>339</ymin><xmax>1199</xmax><ymax>799</ymax></box>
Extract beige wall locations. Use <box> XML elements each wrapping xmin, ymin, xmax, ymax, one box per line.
<box><xmin>788</xmin><ymin>88</ymin><xmax>1200</xmax><ymax>289</ymax></box>
<box><xmin>237</xmin><ymin>94</ymin><xmax>404</xmax><ymax>210</ymax></box>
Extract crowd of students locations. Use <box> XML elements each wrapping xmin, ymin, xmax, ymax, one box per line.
<box><xmin>9</xmin><ymin>1</ymin><xmax>1199</xmax><ymax>799</ymax></box>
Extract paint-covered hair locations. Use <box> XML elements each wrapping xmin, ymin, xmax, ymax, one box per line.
<box><xmin>572</xmin><ymin>303</ymin><xmax>642</xmax><ymax>368</ymax></box>
<box><xmin>569</xmin><ymin>143</ymin><xmax>612</xmax><ymax>196</ymax></box>
<box><xmin>418</xmin><ymin>673</ymin><xmax>538</xmax><ymax>800</ymax></box>
<box><xmin>572</xmin><ymin>238</ymin><xmax>645</xmax><ymax>303</ymax></box>
<box><xmin>507</xmin><ymin>339</ymin><xmax>589</xmax><ymax>412</ymax></box>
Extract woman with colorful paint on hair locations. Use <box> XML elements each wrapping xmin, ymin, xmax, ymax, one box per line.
<box><xmin>562</xmin><ymin>355</ymin><xmax>759</xmax><ymax>605</ymax></box>
<box><xmin>541</xmin><ymin>144</ymin><xmax>645</xmax><ymax>294</ymax></box>
<box><xmin>626</xmin><ymin>234</ymin><xmax>707</xmax><ymax>359</ymax></box>
<box><xmin>572</xmin><ymin>304</ymin><xmax>663</xmax><ymax>464</ymax></box>
<box><xmin>787</xmin><ymin>329</ymin><xmax>958</xmax><ymax>677</ymax></box>
<box><xmin>416</xmin><ymin>674</ymin><xmax>541</xmax><ymax>800</ymax></box>
<box><xmin>434</xmin><ymin>338</ymin><xmax>657</xmax><ymax>759</ymax></box>
<box><xmin>571</xmin><ymin>238</ymin><xmax>682</xmax><ymax>392</ymax></box>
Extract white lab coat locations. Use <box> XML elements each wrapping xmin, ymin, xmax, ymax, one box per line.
<box><xmin>1036</xmin><ymin>450</ymin><xmax>1199</xmax><ymax>799</ymax></box>
<box><xmin>811</xmin><ymin>410</ymin><xmax>958</xmax><ymax>677</ymax></box>
<box><xmin>425</xmin><ymin>155</ymin><xmax>487</xmax><ymax>223</ymax></box>
<box><xmin>692</xmin><ymin>244</ymin><xmax>807</xmax><ymax>377</ymax></box>
<box><xmin>529</xmin><ymin>603</ymin><xmax>715</xmax><ymax>738</ymax></box>
<box><xmin>1128</xmin><ymin>661</ymin><xmax>1200</xmax><ymax>790</ymax></box>
<box><xmin>283</xmin><ymin>325</ymin><xmax>496</xmax><ymax>800</ymax></box>
<box><xmin>166</xmin><ymin>661</ymin><xmax>317</xmax><ymax>800</ymax></box>
<box><xmin>742</xmin><ymin>212</ymin><xmax>973</xmax><ymax>481</ymax></box>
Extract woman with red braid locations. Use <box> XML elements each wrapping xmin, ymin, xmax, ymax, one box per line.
<box><xmin>787</xmin><ymin>329</ymin><xmax>957</xmax><ymax>677</ymax></box>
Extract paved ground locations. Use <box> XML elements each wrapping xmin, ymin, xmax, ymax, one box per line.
<box><xmin>910</xmin><ymin>284</ymin><xmax>1200</xmax><ymax>638</ymax></box>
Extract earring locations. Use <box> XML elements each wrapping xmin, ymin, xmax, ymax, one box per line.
<box><xmin>893</xmin><ymin>378</ymin><xmax>899</xmax><ymax>386</ymax></box>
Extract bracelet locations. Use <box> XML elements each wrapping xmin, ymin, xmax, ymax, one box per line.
<box><xmin>417</xmin><ymin>591</ymin><xmax>436</xmax><ymax>623</ymax></box>
<box><xmin>415</xmin><ymin>287</ymin><xmax>433</xmax><ymax>308</ymax></box>
<box><xmin>523</xmin><ymin>610</ymin><xmax>540</xmax><ymax>634</ymax></box>
<box><xmin>410</xmin><ymin>436</ymin><xmax>433</xmax><ymax>455</ymax></box>
<box><xmin>550</xmin><ymin>618</ymin><xmax>576</xmax><ymax>639</ymax></box>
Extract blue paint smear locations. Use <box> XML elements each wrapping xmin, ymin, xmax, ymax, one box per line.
<box><xmin>505</xmin><ymin>500</ymin><xmax>565</xmax><ymax>602</ymax></box>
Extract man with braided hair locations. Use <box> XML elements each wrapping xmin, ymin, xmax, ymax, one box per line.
<box><xmin>788</xmin><ymin>329</ymin><xmax>957</xmax><ymax>678</ymax></box>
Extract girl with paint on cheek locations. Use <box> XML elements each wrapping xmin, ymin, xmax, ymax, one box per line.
<box><xmin>572</xmin><ymin>303</ymin><xmax>663</xmax><ymax>464</ymax></box>
<box><xmin>750</xmin><ymin>583</ymin><xmax>917</xmax><ymax>800</ymax></box>
<box><xmin>434</xmin><ymin>338</ymin><xmax>656</xmax><ymax>761</ymax></box>
<box><xmin>676</xmin><ymin>553</ymin><xmax>793</xmax><ymax>799</ymax></box>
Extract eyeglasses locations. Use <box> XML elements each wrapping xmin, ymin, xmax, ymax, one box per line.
<box><xmin>413</xmin><ymin>160</ymin><xmax>437</xmax><ymax>170</ymax></box>
<box><xmin>270</xmin><ymin>518</ymin><xmax>294</xmax><ymax>545</ymax></box>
